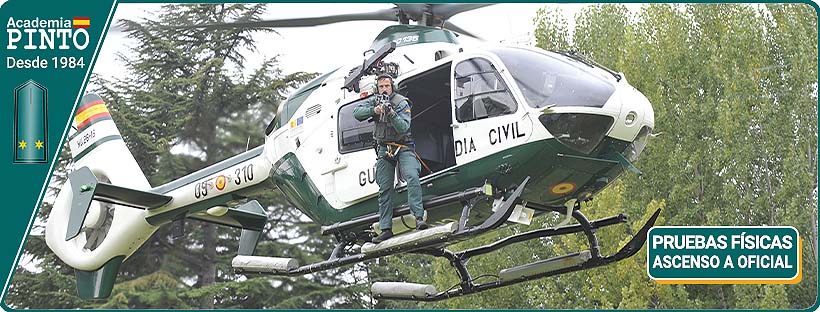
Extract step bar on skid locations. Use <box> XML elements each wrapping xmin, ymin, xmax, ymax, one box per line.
<box><xmin>231</xmin><ymin>176</ymin><xmax>661</xmax><ymax>301</ymax></box>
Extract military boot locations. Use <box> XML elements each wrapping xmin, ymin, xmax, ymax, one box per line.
<box><xmin>372</xmin><ymin>229</ymin><xmax>393</xmax><ymax>244</ymax></box>
<box><xmin>416</xmin><ymin>218</ymin><xmax>428</xmax><ymax>230</ymax></box>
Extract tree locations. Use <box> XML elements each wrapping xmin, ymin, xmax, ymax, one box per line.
<box><xmin>533</xmin><ymin>6</ymin><xmax>571</xmax><ymax>51</ymax></box>
<box><xmin>532</xmin><ymin>3</ymin><xmax>816</xmax><ymax>309</ymax></box>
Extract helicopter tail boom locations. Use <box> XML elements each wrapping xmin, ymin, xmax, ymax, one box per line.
<box><xmin>45</xmin><ymin>93</ymin><xmax>159</xmax><ymax>299</ymax></box>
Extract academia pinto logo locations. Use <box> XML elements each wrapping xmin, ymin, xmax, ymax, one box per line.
<box><xmin>647</xmin><ymin>226</ymin><xmax>801</xmax><ymax>284</ymax></box>
<box><xmin>6</xmin><ymin>17</ymin><xmax>90</xmax><ymax>50</ymax></box>
<box><xmin>5</xmin><ymin>17</ymin><xmax>90</xmax><ymax>69</ymax></box>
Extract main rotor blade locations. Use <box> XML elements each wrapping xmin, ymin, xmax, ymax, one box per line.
<box><xmin>183</xmin><ymin>8</ymin><xmax>399</xmax><ymax>30</ymax></box>
<box><xmin>442</xmin><ymin>22</ymin><xmax>482</xmax><ymax>40</ymax></box>
<box><xmin>431</xmin><ymin>3</ymin><xmax>495</xmax><ymax>19</ymax></box>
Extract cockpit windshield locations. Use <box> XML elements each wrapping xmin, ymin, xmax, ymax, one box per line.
<box><xmin>492</xmin><ymin>48</ymin><xmax>615</xmax><ymax>109</ymax></box>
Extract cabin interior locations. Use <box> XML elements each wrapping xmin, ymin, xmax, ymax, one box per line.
<box><xmin>397</xmin><ymin>62</ymin><xmax>456</xmax><ymax>177</ymax></box>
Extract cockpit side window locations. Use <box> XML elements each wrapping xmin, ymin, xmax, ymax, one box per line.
<box><xmin>337</xmin><ymin>99</ymin><xmax>375</xmax><ymax>154</ymax></box>
<box><xmin>454</xmin><ymin>58</ymin><xmax>518</xmax><ymax>123</ymax></box>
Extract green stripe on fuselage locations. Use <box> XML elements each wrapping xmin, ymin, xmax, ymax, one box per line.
<box><xmin>273</xmin><ymin>137</ymin><xmax>633</xmax><ymax>229</ymax></box>
<box><xmin>73</xmin><ymin>135</ymin><xmax>122</xmax><ymax>161</ymax></box>
<box><xmin>143</xmin><ymin>145</ymin><xmax>265</xmax><ymax>225</ymax></box>
<box><xmin>147</xmin><ymin>137</ymin><xmax>635</xmax><ymax>230</ymax></box>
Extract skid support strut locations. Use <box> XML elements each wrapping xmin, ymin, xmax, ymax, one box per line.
<box><xmin>236</xmin><ymin>178</ymin><xmax>529</xmax><ymax>277</ymax></box>
<box><xmin>378</xmin><ymin>208</ymin><xmax>662</xmax><ymax>301</ymax></box>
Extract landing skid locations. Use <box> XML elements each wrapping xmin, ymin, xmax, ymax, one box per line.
<box><xmin>232</xmin><ymin>176</ymin><xmax>661</xmax><ymax>301</ymax></box>
<box><xmin>384</xmin><ymin>207</ymin><xmax>661</xmax><ymax>301</ymax></box>
<box><xmin>234</xmin><ymin>177</ymin><xmax>527</xmax><ymax>275</ymax></box>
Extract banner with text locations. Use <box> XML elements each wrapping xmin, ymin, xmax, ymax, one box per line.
<box><xmin>647</xmin><ymin>226</ymin><xmax>801</xmax><ymax>284</ymax></box>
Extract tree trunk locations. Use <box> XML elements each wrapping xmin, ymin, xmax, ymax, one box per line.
<box><xmin>198</xmin><ymin>223</ymin><xmax>217</xmax><ymax>309</ymax></box>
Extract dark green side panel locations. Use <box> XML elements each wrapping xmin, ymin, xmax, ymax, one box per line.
<box><xmin>186</xmin><ymin>200</ymin><xmax>268</xmax><ymax>231</ymax></box>
<box><xmin>270</xmin><ymin>136</ymin><xmax>635</xmax><ymax>227</ymax></box>
<box><xmin>270</xmin><ymin>152</ymin><xmax>355</xmax><ymax>225</ymax></box>
<box><xmin>75</xmin><ymin>255</ymin><xmax>125</xmax><ymax>299</ymax></box>
<box><xmin>370</xmin><ymin>25</ymin><xmax>459</xmax><ymax>50</ymax></box>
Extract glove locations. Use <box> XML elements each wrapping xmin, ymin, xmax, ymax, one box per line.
<box><xmin>385</xmin><ymin>106</ymin><xmax>396</xmax><ymax>118</ymax></box>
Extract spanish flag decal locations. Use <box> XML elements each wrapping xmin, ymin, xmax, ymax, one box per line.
<box><xmin>215</xmin><ymin>175</ymin><xmax>227</xmax><ymax>191</ymax></box>
<box><xmin>73</xmin><ymin>17</ymin><xmax>90</xmax><ymax>28</ymax></box>
<box><xmin>75</xmin><ymin>99</ymin><xmax>110</xmax><ymax>131</ymax></box>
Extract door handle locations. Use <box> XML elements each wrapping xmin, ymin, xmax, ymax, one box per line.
<box><xmin>321</xmin><ymin>161</ymin><xmax>348</xmax><ymax>175</ymax></box>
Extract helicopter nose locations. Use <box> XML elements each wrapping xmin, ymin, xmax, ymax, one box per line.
<box><xmin>538</xmin><ymin>113</ymin><xmax>614</xmax><ymax>154</ymax></box>
<box><xmin>538</xmin><ymin>86</ymin><xmax>654</xmax><ymax>156</ymax></box>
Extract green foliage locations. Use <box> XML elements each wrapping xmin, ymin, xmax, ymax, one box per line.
<box><xmin>533</xmin><ymin>6</ymin><xmax>570</xmax><ymax>51</ymax></box>
<box><xmin>6</xmin><ymin>262</ymin><xmax>84</xmax><ymax>309</ymax></box>
<box><xmin>100</xmin><ymin>271</ymin><xmax>191</xmax><ymax>309</ymax></box>
<box><xmin>89</xmin><ymin>5</ymin><xmax>321</xmax><ymax>307</ymax></box>
<box><xmin>573</xmin><ymin>4</ymin><xmax>631</xmax><ymax>68</ymax></box>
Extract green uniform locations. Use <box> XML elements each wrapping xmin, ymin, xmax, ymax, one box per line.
<box><xmin>353</xmin><ymin>93</ymin><xmax>424</xmax><ymax>231</ymax></box>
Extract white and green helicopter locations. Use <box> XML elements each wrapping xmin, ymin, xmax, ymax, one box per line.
<box><xmin>45</xmin><ymin>4</ymin><xmax>659</xmax><ymax>301</ymax></box>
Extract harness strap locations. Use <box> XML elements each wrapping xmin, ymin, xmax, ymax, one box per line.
<box><xmin>384</xmin><ymin>142</ymin><xmax>433</xmax><ymax>174</ymax></box>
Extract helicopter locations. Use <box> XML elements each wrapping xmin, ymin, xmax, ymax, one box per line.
<box><xmin>44</xmin><ymin>3</ymin><xmax>660</xmax><ymax>302</ymax></box>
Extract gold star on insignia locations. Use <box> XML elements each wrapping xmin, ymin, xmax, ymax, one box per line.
<box><xmin>35</xmin><ymin>140</ymin><xmax>44</xmax><ymax>150</ymax></box>
<box><xmin>18</xmin><ymin>140</ymin><xmax>26</xmax><ymax>150</ymax></box>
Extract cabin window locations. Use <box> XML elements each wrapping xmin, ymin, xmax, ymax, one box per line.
<box><xmin>337</xmin><ymin>99</ymin><xmax>375</xmax><ymax>154</ymax></box>
<box><xmin>454</xmin><ymin>58</ymin><xmax>518</xmax><ymax>122</ymax></box>
<box><xmin>492</xmin><ymin>48</ymin><xmax>615</xmax><ymax>109</ymax></box>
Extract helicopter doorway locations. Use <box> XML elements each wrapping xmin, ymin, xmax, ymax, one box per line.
<box><xmin>397</xmin><ymin>62</ymin><xmax>456</xmax><ymax>177</ymax></box>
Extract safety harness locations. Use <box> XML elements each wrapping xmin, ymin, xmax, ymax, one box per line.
<box><xmin>381</xmin><ymin>142</ymin><xmax>433</xmax><ymax>174</ymax></box>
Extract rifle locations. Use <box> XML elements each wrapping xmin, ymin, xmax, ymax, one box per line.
<box><xmin>376</xmin><ymin>92</ymin><xmax>393</xmax><ymax>123</ymax></box>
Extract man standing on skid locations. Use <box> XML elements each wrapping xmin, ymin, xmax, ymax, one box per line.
<box><xmin>354</xmin><ymin>74</ymin><xmax>427</xmax><ymax>243</ymax></box>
